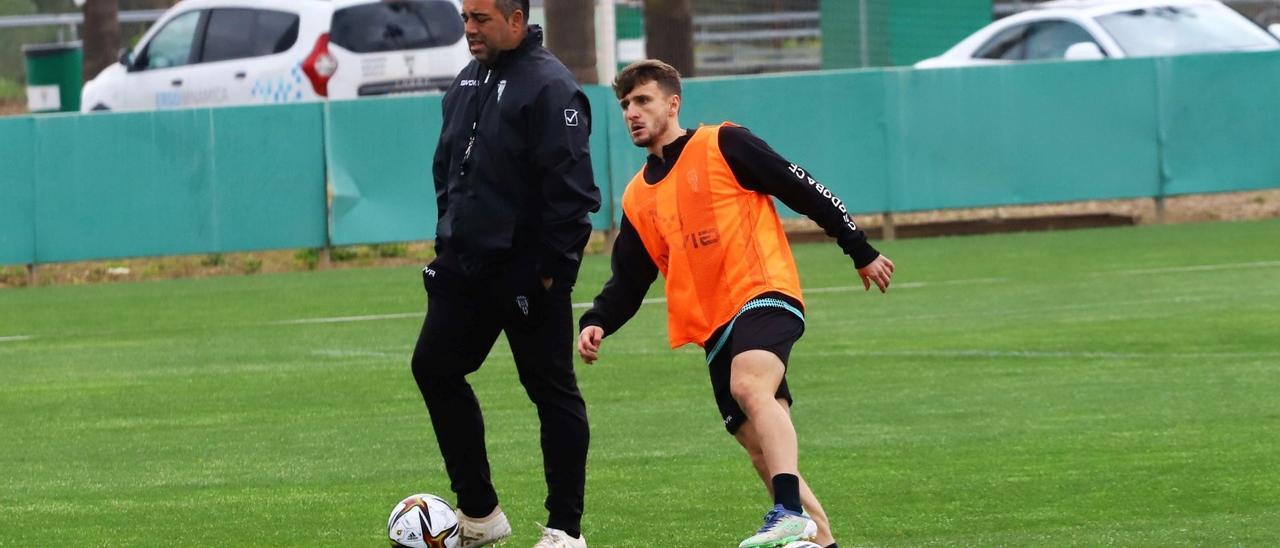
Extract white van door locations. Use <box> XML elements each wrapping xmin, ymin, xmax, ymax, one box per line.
<box><xmin>198</xmin><ymin>7</ymin><xmax>308</xmax><ymax>107</ymax></box>
<box><xmin>126</xmin><ymin>9</ymin><xmax>229</xmax><ymax>110</ymax></box>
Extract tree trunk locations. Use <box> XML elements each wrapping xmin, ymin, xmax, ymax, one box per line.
<box><xmin>82</xmin><ymin>0</ymin><xmax>121</xmax><ymax>82</ymax></box>
<box><xmin>643</xmin><ymin>0</ymin><xmax>693</xmax><ymax>77</ymax></box>
<box><xmin>544</xmin><ymin>0</ymin><xmax>598</xmax><ymax>84</ymax></box>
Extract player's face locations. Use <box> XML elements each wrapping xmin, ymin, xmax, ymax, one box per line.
<box><xmin>461</xmin><ymin>0</ymin><xmax>524</xmax><ymax>64</ymax></box>
<box><xmin>619</xmin><ymin>80</ymin><xmax>678</xmax><ymax>149</ymax></box>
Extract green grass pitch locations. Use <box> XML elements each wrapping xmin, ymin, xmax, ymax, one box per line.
<box><xmin>2</xmin><ymin>219</ymin><xmax>1278</xmax><ymax>546</ymax></box>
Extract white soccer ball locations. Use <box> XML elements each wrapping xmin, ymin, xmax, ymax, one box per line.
<box><xmin>387</xmin><ymin>493</ymin><xmax>460</xmax><ymax>548</ymax></box>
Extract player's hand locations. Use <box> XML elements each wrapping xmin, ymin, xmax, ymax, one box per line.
<box><xmin>857</xmin><ymin>254</ymin><xmax>895</xmax><ymax>293</ymax></box>
<box><xmin>541</xmin><ymin>276</ymin><xmax>553</xmax><ymax>290</ymax></box>
<box><xmin>578</xmin><ymin>325</ymin><xmax>604</xmax><ymax>364</ymax></box>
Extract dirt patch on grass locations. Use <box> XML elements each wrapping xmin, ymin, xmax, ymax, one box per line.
<box><xmin>0</xmin><ymin>243</ymin><xmax>439</xmax><ymax>289</ymax></box>
<box><xmin>2</xmin><ymin>190</ymin><xmax>1277</xmax><ymax>289</ymax></box>
<box><xmin>783</xmin><ymin>189</ymin><xmax>1280</xmax><ymax>235</ymax></box>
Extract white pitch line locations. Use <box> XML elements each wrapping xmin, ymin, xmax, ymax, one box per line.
<box><xmin>311</xmin><ymin>349</ymin><xmax>401</xmax><ymax>359</ymax></box>
<box><xmin>0</xmin><ymin>335</ymin><xmax>33</xmax><ymax>343</ymax></box>
<box><xmin>807</xmin><ymin>349</ymin><xmax>1280</xmax><ymax>361</ymax></box>
<box><xmin>1116</xmin><ymin>260</ymin><xmax>1280</xmax><ymax>276</ymax></box>
<box><xmin>571</xmin><ymin>277</ymin><xmax>1006</xmax><ymax>308</ymax></box>
<box><xmin>571</xmin><ymin>297</ymin><xmax>666</xmax><ymax>310</ymax></box>
<box><xmin>272</xmin><ymin>312</ymin><xmax>421</xmax><ymax>325</ymax></box>
<box><xmin>277</xmin><ymin>277</ymin><xmax>1008</xmax><ymax>324</ymax></box>
<box><xmin>806</xmin><ymin>277</ymin><xmax>1005</xmax><ymax>293</ymax></box>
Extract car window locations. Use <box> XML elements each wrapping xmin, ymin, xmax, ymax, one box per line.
<box><xmin>140</xmin><ymin>10</ymin><xmax>202</xmax><ymax>70</ymax></box>
<box><xmin>1097</xmin><ymin>4</ymin><xmax>1278</xmax><ymax>57</ymax></box>
<box><xmin>330</xmin><ymin>0</ymin><xmax>466</xmax><ymax>54</ymax></box>
<box><xmin>1024</xmin><ymin>20</ymin><xmax>1100</xmax><ymax>59</ymax></box>
<box><xmin>202</xmin><ymin>8</ymin><xmax>301</xmax><ymax>63</ymax></box>
<box><xmin>976</xmin><ymin>24</ymin><xmax>1031</xmax><ymax>60</ymax></box>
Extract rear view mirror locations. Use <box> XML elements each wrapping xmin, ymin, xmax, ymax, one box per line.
<box><xmin>1064</xmin><ymin>42</ymin><xmax>1105</xmax><ymax>61</ymax></box>
<box><xmin>1269</xmin><ymin>23</ymin><xmax>1280</xmax><ymax>40</ymax></box>
<box><xmin>118</xmin><ymin>48</ymin><xmax>133</xmax><ymax>69</ymax></box>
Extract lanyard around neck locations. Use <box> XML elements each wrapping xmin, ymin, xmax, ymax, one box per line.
<box><xmin>460</xmin><ymin>65</ymin><xmax>498</xmax><ymax>177</ymax></box>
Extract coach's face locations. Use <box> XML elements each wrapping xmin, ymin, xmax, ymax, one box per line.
<box><xmin>461</xmin><ymin>0</ymin><xmax>525</xmax><ymax>65</ymax></box>
<box><xmin>620</xmin><ymin>80</ymin><xmax>679</xmax><ymax>150</ymax></box>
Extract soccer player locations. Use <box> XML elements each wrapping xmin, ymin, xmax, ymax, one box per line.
<box><xmin>411</xmin><ymin>1</ymin><xmax>599</xmax><ymax>547</ymax></box>
<box><xmin>576</xmin><ymin>60</ymin><xmax>894</xmax><ymax>548</ymax></box>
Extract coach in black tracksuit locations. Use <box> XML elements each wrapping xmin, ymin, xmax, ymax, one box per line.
<box><xmin>410</xmin><ymin>8</ymin><xmax>600</xmax><ymax>541</ymax></box>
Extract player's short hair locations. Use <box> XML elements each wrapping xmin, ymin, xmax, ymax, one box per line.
<box><xmin>495</xmin><ymin>0</ymin><xmax>528</xmax><ymax>19</ymax></box>
<box><xmin>613</xmin><ymin>59</ymin><xmax>682</xmax><ymax>100</ymax></box>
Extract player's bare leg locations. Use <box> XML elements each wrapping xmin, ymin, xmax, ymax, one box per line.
<box><xmin>732</xmin><ymin>349</ymin><xmax>817</xmax><ymax>547</ymax></box>
<box><xmin>735</xmin><ymin>408</ymin><xmax>834</xmax><ymax>546</ymax></box>
<box><xmin>731</xmin><ymin>350</ymin><xmax>799</xmax><ymax>475</ymax></box>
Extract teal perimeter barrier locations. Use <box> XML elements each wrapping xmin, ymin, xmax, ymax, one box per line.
<box><xmin>2</xmin><ymin>51</ymin><xmax>1278</xmax><ymax>267</ymax></box>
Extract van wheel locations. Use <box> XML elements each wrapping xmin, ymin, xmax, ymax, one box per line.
<box><xmin>90</xmin><ymin>103</ymin><xmax>111</xmax><ymax>111</ymax></box>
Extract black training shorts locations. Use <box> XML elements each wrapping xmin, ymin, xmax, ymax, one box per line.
<box><xmin>703</xmin><ymin>294</ymin><xmax>805</xmax><ymax>434</ymax></box>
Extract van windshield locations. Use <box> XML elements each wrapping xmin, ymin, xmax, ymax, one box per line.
<box><xmin>330</xmin><ymin>0</ymin><xmax>464</xmax><ymax>53</ymax></box>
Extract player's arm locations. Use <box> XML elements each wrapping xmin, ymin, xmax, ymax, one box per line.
<box><xmin>531</xmin><ymin>83</ymin><xmax>602</xmax><ymax>287</ymax></box>
<box><xmin>719</xmin><ymin>125</ymin><xmax>894</xmax><ymax>292</ymax></box>
<box><xmin>578</xmin><ymin>215</ymin><xmax>659</xmax><ymax>363</ymax></box>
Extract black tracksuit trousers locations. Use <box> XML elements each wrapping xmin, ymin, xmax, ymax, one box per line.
<box><xmin>410</xmin><ymin>254</ymin><xmax>588</xmax><ymax>534</ymax></box>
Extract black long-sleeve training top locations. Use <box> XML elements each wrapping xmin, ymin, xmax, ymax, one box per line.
<box><xmin>432</xmin><ymin>26</ymin><xmax>601</xmax><ymax>283</ymax></box>
<box><xmin>579</xmin><ymin>126</ymin><xmax>881</xmax><ymax>336</ymax></box>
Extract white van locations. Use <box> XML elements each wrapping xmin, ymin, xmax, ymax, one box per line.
<box><xmin>81</xmin><ymin>0</ymin><xmax>470</xmax><ymax>112</ymax></box>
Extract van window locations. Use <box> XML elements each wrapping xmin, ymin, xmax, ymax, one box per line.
<box><xmin>140</xmin><ymin>10</ymin><xmax>202</xmax><ymax>70</ymax></box>
<box><xmin>976</xmin><ymin>24</ymin><xmax>1031</xmax><ymax>60</ymax></box>
<box><xmin>330</xmin><ymin>0</ymin><xmax>465</xmax><ymax>53</ymax></box>
<box><xmin>1024</xmin><ymin>21</ymin><xmax>1098</xmax><ymax>60</ymax></box>
<box><xmin>201</xmin><ymin>8</ymin><xmax>301</xmax><ymax>63</ymax></box>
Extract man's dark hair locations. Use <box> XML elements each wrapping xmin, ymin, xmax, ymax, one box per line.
<box><xmin>613</xmin><ymin>59</ymin><xmax>682</xmax><ymax>100</ymax></box>
<box><xmin>495</xmin><ymin>0</ymin><xmax>529</xmax><ymax>19</ymax></box>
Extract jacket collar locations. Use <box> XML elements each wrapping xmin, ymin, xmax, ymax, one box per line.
<box><xmin>487</xmin><ymin>25</ymin><xmax>544</xmax><ymax>68</ymax></box>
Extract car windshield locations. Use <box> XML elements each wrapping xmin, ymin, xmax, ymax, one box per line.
<box><xmin>330</xmin><ymin>0</ymin><xmax>464</xmax><ymax>53</ymax></box>
<box><xmin>1096</xmin><ymin>4</ymin><xmax>1278</xmax><ymax>57</ymax></box>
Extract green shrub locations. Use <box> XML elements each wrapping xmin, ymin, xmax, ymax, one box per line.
<box><xmin>294</xmin><ymin>248</ymin><xmax>320</xmax><ymax>270</ymax></box>
<box><xmin>371</xmin><ymin>243</ymin><xmax>407</xmax><ymax>258</ymax></box>
<box><xmin>0</xmin><ymin>78</ymin><xmax>23</xmax><ymax>101</ymax></box>
<box><xmin>330</xmin><ymin>246</ymin><xmax>358</xmax><ymax>262</ymax></box>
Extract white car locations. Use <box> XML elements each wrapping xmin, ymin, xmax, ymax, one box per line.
<box><xmin>915</xmin><ymin>0</ymin><xmax>1280</xmax><ymax>69</ymax></box>
<box><xmin>81</xmin><ymin>0</ymin><xmax>470</xmax><ymax>112</ymax></box>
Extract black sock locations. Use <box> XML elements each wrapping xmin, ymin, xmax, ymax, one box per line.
<box><xmin>826</xmin><ymin>544</ymin><xmax>839</xmax><ymax>548</ymax></box>
<box><xmin>563</xmin><ymin>529</ymin><xmax>580</xmax><ymax>539</ymax></box>
<box><xmin>771</xmin><ymin>473</ymin><xmax>802</xmax><ymax>513</ymax></box>
<box><xmin>460</xmin><ymin>502</ymin><xmax>497</xmax><ymax>520</ymax></box>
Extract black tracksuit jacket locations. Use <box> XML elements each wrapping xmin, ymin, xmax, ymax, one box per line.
<box><xmin>432</xmin><ymin>26</ymin><xmax>600</xmax><ymax>283</ymax></box>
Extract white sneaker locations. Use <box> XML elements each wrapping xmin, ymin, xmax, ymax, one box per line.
<box><xmin>532</xmin><ymin>526</ymin><xmax>586</xmax><ymax>548</ymax></box>
<box><xmin>455</xmin><ymin>506</ymin><xmax>512</xmax><ymax>548</ymax></box>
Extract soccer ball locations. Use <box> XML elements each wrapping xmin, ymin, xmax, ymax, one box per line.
<box><xmin>387</xmin><ymin>493</ymin><xmax>460</xmax><ymax>548</ymax></box>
